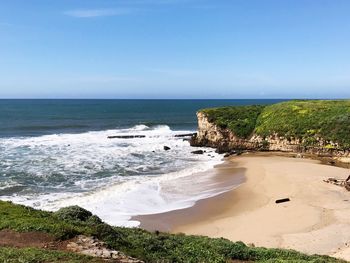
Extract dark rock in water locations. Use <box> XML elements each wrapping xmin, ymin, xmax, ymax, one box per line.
<box><xmin>54</xmin><ymin>206</ymin><xmax>102</xmax><ymax>224</ymax></box>
<box><xmin>108</xmin><ymin>135</ymin><xmax>146</xmax><ymax>139</ymax></box>
<box><xmin>224</xmin><ymin>153</ymin><xmax>230</xmax><ymax>158</ymax></box>
<box><xmin>174</xmin><ymin>133</ymin><xmax>197</xmax><ymax>138</ymax></box>
<box><xmin>191</xmin><ymin>150</ymin><xmax>204</xmax><ymax>154</ymax></box>
<box><xmin>215</xmin><ymin>148</ymin><xmax>223</xmax><ymax>154</ymax></box>
<box><xmin>163</xmin><ymin>146</ymin><xmax>171</xmax><ymax>151</ymax></box>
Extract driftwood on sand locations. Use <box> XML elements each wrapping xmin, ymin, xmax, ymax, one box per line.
<box><xmin>275</xmin><ymin>198</ymin><xmax>290</xmax><ymax>204</ymax></box>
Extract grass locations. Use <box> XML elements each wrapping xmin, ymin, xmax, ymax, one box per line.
<box><xmin>0</xmin><ymin>200</ymin><xmax>92</xmax><ymax>239</ymax></box>
<box><xmin>200</xmin><ymin>100</ymin><xmax>350</xmax><ymax>149</ymax></box>
<box><xmin>255</xmin><ymin>100</ymin><xmax>350</xmax><ymax>149</ymax></box>
<box><xmin>201</xmin><ymin>105</ymin><xmax>266</xmax><ymax>138</ymax></box>
<box><xmin>0</xmin><ymin>247</ymin><xmax>106</xmax><ymax>263</ymax></box>
<box><xmin>0</xmin><ymin>200</ymin><xmax>345</xmax><ymax>263</ymax></box>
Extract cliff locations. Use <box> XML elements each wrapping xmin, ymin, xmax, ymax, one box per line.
<box><xmin>191</xmin><ymin>100</ymin><xmax>350</xmax><ymax>158</ymax></box>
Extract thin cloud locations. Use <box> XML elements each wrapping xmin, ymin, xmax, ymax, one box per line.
<box><xmin>63</xmin><ymin>0</ymin><xmax>201</xmax><ymax>19</ymax></box>
<box><xmin>64</xmin><ymin>8</ymin><xmax>132</xmax><ymax>18</ymax></box>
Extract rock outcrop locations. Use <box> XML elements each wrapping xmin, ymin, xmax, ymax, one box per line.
<box><xmin>191</xmin><ymin>112</ymin><xmax>350</xmax><ymax>158</ymax></box>
<box><xmin>67</xmin><ymin>235</ymin><xmax>144</xmax><ymax>262</ymax></box>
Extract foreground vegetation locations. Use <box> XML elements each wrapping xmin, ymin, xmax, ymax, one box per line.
<box><xmin>201</xmin><ymin>100</ymin><xmax>350</xmax><ymax>149</ymax></box>
<box><xmin>0</xmin><ymin>247</ymin><xmax>106</xmax><ymax>263</ymax></box>
<box><xmin>0</xmin><ymin>201</ymin><xmax>344</xmax><ymax>263</ymax></box>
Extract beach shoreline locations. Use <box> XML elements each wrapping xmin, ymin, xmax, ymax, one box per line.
<box><xmin>136</xmin><ymin>152</ymin><xmax>350</xmax><ymax>261</ymax></box>
<box><xmin>133</xmin><ymin>160</ymin><xmax>246</xmax><ymax>232</ymax></box>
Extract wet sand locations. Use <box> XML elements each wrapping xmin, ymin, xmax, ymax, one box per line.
<box><xmin>136</xmin><ymin>153</ymin><xmax>350</xmax><ymax>261</ymax></box>
<box><xmin>133</xmin><ymin>161</ymin><xmax>245</xmax><ymax>232</ymax></box>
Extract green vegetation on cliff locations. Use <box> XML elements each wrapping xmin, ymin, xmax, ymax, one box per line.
<box><xmin>0</xmin><ymin>200</ymin><xmax>344</xmax><ymax>263</ymax></box>
<box><xmin>201</xmin><ymin>105</ymin><xmax>266</xmax><ymax>138</ymax></box>
<box><xmin>0</xmin><ymin>247</ymin><xmax>106</xmax><ymax>263</ymax></box>
<box><xmin>255</xmin><ymin>100</ymin><xmax>350</xmax><ymax>148</ymax></box>
<box><xmin>200</xmin><ymin>100</ymin><xmax>350</xmax><ymax>149</ymax></box>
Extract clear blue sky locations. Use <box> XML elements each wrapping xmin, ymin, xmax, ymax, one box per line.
<box><xmin>1</xmin><ymin>0</ymin><xmax>349</xmax><ymax>99</ymax></box>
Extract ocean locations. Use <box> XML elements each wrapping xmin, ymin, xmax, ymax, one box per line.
<box><xmin>0</xmin><ymin>99</ymin><xmax>282</xmax><ymax>226</ymax></box>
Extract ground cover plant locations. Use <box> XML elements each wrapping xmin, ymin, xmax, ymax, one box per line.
<box><xmin>0</xmin><ymin>201</ymin><xmax>345</xmax><ymax>263</ymax></box>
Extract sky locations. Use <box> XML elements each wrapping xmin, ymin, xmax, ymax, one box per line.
<box><xmin>0</xmin><ymin>0</ymin><xmax>350</xmax><ymax>99</ymax></box>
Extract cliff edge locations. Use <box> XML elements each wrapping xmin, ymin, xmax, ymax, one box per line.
<box><xmin>191</xmin><ymin>100</ymin><xmax>350</xmax><ymax>159</ymax></box>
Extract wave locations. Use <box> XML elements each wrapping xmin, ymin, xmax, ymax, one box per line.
<box><xmin>112</xmin><ymin>124</ymin><xmax>172</xmax><ymax>134</ymax></box>
<box><xmin>0</xmin><ymin>124</ymin><xmax>227</xmax><ymax>226</ymax></box>
<box><xmin>3</xmin><ymin>153</ymin><xmax>226</xmax><ymax>227</ymax></box>
<box><xmin>127</xmin><ymin>124</ymin><xmax>150</xmax><ymax>131</ymax></box>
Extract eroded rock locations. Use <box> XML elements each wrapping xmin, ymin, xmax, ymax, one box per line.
<box><xmin>67</xmin><ymin>235</ymin><xmax>143</xmax><ymax>262</ymax></box>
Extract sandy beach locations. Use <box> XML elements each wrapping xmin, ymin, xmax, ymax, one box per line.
<box><xmin>137</xmin><ymin>153</ymin><xmax>350</xmax><ymax>261</ymax></box>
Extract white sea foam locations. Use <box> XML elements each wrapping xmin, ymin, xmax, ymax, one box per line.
<box><xmin>0</xmin><ymin>125</ymin><xmax>232</xmax><ymax>226</ymax></box>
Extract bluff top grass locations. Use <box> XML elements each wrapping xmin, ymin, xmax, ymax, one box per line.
<box><xmin>0</xmin><ymin>200</ymin><xmax>344</xmax><ymax>263</ymax></box>
<box><xmin>0</xmin><ymin>247</ymin><xmax>107</xmax><ymax>263</ymax></box>
<box><xmin>201</xmin><ymin>105</ymin><xmax>265</xmax><ymax>139</ymax></box>
<box><xmin>200</xmin><ymin>100</ymin><xmax>350</xmax><ymax>149</ymax></box>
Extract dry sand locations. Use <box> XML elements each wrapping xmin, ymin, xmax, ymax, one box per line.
<box><xmin>137</xmin><ymin>153</ymin><xmax>350</xmax><ymax>261</ymax></box>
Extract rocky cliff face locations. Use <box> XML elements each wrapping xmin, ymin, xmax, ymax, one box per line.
<box><xmin>192</xmin><ymin>112</ymin><xmax>260</xmax><ymax>152</ymax></box>
<box><xmin>191</xmin><ymin>112</ymin><xmax>350</xmax><ymax>159</ymax></box>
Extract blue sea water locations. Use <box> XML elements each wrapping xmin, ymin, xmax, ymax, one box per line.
<box><xmin>0</xmin><ymin>99</ymin><xmax>283</xmax><ymax>226</ymax></box>
<box><xmin>0</xmin><ymin>99</ymin><xmax>282</xmax><ymax>137</ymax></box>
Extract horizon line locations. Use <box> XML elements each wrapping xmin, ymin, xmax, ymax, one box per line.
<box><xmin>0</xmin><ymin>98</ymin><xmax>348</xmax><ymax>100</ymax></box>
